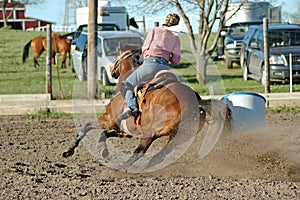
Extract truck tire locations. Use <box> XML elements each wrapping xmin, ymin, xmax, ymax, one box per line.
<box><xmin>225</xmin><ymin>56</ymin><xmax>233</xmax><ymax>69</ymax></box>
<box><xmin>82</xmin><ymin>56</ymin><xmax>87</xmax><ymax>81</ymax></box>
<box><xmin>71</xmin><ymin>58</ymin><xmax>75</xmax><ymax>73</ymax></box>
<box><xmin>243</xmin><ymin>61</ymin><xmax>249</xmax><ymax>81</ymax></box>
<box><xmin>261</xmin><ymin>65</ymin><xmax>266</xmax><ymax>86</ymax></box>
<box><xmin>101</xmin><ymin>69</ymin><xmax>110</xmax><ymax>86</ymax></box>
<box><xmin>243</xmin><ymin>66</ymin><xmax>249</xmax><ymax>81</ymax></box>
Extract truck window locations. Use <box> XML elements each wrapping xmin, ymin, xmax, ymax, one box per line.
<box><xmin>250</xmin><ymin>30</ymin><xmax>261</xmax><ymax>49</ymax></box>
<box><xmin>75</xmin><ymin>34</ymin><xmax>87</xmax><ymax>52</ymax></box>
<box><xmin>227</xmin><ymin>22</ymin><xmax>262</xmax><ymax>37</ymax></box>
<box><xmin>244</xmin><ymin>28</ymin><xmax>256</xmax><ymax>44</ymax></box>
<box><xmin>257</xmin><ymin>32</ymin><xmax>263</xmax><ymax>49</ymax></box>
<box><xmin>269</xmin><ymin>30</ymin><xmax>300</xmax><ymax>47</ymax></box>
<box><xmin>97</xmin><ymin>38</ymin><xmax>103</xmax><ymax>56</ymax></box>
<box><xmin>103</xmin><ymin>37</ymin><xmax>143</xmax><ymax>56</ymax></box>
<box><xmin>98</xmin><ymin>24</ymin><xmax>120</xmax><ymax>31</ymax></box>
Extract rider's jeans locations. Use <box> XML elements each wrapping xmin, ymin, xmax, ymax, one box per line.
<box><xmin>124</xmin><ymin>57</ymin><xmax>170</xmax><ymax>110</ymax></box>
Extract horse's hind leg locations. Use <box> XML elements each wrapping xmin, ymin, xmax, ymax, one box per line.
<box><xmin>98</xmin><ymin>129</ymin><xmax>134</xmax><ymax>160</ymax></box>
<box><xmin>123</xmin><ymin>136</ymin><xmax>156</xmax><ymax>169</ymax></box>
<box><xmin>34</xmin><ymin>59</ymin><xmax>40</xmax><ymax>69</ymax></box>
<box><xmin>146</xmin><ymin>141</ymin><xmax>175</xmax><ymax>169</ymax></box>
<box><xmin>33</xmin><ymin>53</ymin><xmax>40</xmax><ymax>69</ymax></box>
<box><xmin>97</xmin><ymin>129</ymin><xmax>122</xmax><ymax>159</ymax></box>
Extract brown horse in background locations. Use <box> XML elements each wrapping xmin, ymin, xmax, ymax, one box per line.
<box><xmin>63</xmin><ymin>50</ymin><xmax>231</xmax><ymax>171</ymax></box>
<box><xmin>22</xmin><ymin>33</ymin><xmax>71</xmax><ymax>69</ymax></box>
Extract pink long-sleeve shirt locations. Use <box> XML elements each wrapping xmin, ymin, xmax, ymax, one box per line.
<box><xmin>142</xmin><ymin>26</ymin><xmax>181</xmax><ymax>65</ymax></box>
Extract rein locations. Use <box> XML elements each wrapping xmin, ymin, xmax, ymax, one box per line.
<box><xmin>111</xmin><ymin>49</ymin><xmax>139</xmax><ymax>77</ymax></box>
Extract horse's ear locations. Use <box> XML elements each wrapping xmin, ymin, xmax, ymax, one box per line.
<box><xmin>129</xmin><ymin>17</ymin><xmax>139</xmax><ymax>29</ymax></box>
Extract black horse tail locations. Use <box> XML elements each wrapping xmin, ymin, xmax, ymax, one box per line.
<box><xmin>198</xmin><ymin>98</ymin><xmax>232</xmax><ymax>158</ymax></box>
<box><xmin>22</xmin><ymin>40</ymin><xmax>32</xmax><ymax>63</ymax></box>
<box><xmin>201</xmin><ymin>99</ymin><xmax>232</xmax><ymax>128</ymax></box>
<box><xmin>68</xmin><ymin>42</ymin><xmax>71</xmax><ymax>66</ymax></box>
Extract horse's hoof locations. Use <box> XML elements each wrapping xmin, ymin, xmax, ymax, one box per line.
<box><xmin>100</xmin><ymin>148</ymin><xmax>109</xmax><ymax>159</ymax></box>
<box><xmin>98</xmin><ymin>141</ymin><xmax>109</xmax><ymax>159</ymax></box>
<box><xmin>62</xmin><ymin>141</ymin><xmax>78</xmax><ymax>157</ymax></box>
<box><xmin>62</xmin><ymin>147</ymin><xmax>74</xmax><ymax>157</ymax></box>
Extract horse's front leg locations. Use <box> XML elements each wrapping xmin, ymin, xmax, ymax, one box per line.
<box><xmin>63</xmin><ymin>121</ymin><xmax>99</xmax><ymax>157</ymax></box>
<box><xmin>61</xmin><ymin>61</ymin><xmax>66</xmax><ymax>69</ymax></box>
<box><xmin>52</xmin><ymin>53</ymin><xmax>56</xmax><ymax>65</ymax></box>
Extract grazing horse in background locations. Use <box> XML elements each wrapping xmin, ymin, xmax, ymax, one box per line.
<box><xmin>22</xmin><ymin>33</ymin><xmax>71</xmax><ymax>69</ymax></box>
<box><xmin>63</xmin><ymin>50</ymin><xmax>231</xmax><ymax>170</ymax></box>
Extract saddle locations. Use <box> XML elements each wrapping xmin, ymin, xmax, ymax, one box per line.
<box><xmin>135</xmin><ymin>70</ymin><xmax>180</xmax><ymax>103</ymax></box>
<box><xmin>132</xmin><ymin>70</ymin><xmax>180</xmax><ymax>127</ymax></box>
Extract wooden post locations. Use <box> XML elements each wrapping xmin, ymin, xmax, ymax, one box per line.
<box><xmin>87</xmin><ymin>0</ymin><xmax>98</xmax><ymax>99</ymax></box>
<box><xmin>143</xmin><ymin>15</ymin><xmax>146</xmax><ymax>32</ymax></box>
<box><xmin>289</xmin><ymin>53</ymin><xmax>293</xmax><ymax>93</ymax></box>
<box><xmin>46</xmin><ymin>24</ymin><xmax>52</xmax><ymax>99</ymax></box>
<box><xmin>263</xmin><ymin>18</ymin><xmax>270</xmax><ymax>94</ymax></box>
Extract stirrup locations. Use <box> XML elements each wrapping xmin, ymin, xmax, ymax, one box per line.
<box><xmin>131</xmin><ymin>108</ymin><xmax>139</xmax><ymax>117</ymax></box>
<box><xmin>117</xmin><ymin>107</ymin><xmax>139</xmax><ymax>123</ymax></box>
<box><xmin>118</xmin><ymin>108</ymin><xmax>132</xmax><ymax>121</ymax></box>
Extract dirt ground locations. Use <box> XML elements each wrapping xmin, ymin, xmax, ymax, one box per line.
<box><xmin>0</xmin><ymin>112</ymin><xmax>299</xmax><ymax>199</ymax></box>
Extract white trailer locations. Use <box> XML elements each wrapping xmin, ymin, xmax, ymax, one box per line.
<box><xmin>76</xmin><ymin>2</ymin><xmax>129</xmax><ymax>30</ymax></box>
<box><xmin>217</xmin><ymin>1</ymin><xmax>282</xmax><ymax>67</ymax></box>
<box><xmin>225</xmin><ymin>1</ymin><xmax>281</xmax><ymax>26</ymax></box>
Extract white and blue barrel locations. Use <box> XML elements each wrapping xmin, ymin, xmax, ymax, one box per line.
<box><xmin>221</xmin><ymin>92</ymin><xmax>266</xmax><ymax>134</ymax></box>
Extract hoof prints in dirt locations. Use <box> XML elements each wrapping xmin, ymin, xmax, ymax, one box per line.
<box><xmin>0</xmin><ymin>115</ymin><xmax>299</xmax><ymax>199</ymax></box>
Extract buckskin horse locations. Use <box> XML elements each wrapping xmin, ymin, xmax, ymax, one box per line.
<box><xmin>63</xmin><ymin>49</ymin><xmax>231</xmax><ymax>171</ymax></box>
<box><xmin>22</xmin><ymin>33</ymin><xmax>71</xmax><ymax>69</ymax></box>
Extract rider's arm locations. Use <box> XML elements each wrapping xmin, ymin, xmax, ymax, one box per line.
<box><xmin>170</xmin><ymin>37</ymin><xmax>181</xmax><ymax>65</ymax></box>
<box><xmin>142</xmin><ymin>28</ymin><xmax>155</xmax><ymax>58</ymax></box>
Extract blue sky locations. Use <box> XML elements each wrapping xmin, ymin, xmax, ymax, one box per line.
<box><xmin>25</xmin><ymin>1</ymin><xmax>142</xmax><ymax>25</ymax></box>
<box><xmin>25</xmin><ymin>0</ymin><xmax>297</xmax><ymax>26</ymax></box>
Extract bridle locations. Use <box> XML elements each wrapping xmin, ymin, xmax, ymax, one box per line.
<box><xmin>111</xmin><ymin>49</ymin><xmax>140</xmax><ymax>78</ymax></box>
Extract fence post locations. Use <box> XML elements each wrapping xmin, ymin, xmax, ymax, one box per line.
<box><xmin>263</xmin><ymin>18</ymin><xmax>270</xmax><ymax>94</ymax></box>
<box><xmin>87</xmin><ymin>0</ymin><xmax>98</xmax><ymax>99</ymax></box>
<box><xmin>46</xmin><ymin>24</ymin><xmax>52</xmax><ymax>99</ymax></box>
<box><xmin>289</xmin><ymin>53</ymin><xmax>293</xmax><ymax>93</ymax></box>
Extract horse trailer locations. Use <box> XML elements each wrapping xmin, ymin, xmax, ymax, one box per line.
<box><xmin>75</xmin><ymin>1</ymin><xmax>129</xmax><ymax>30</ymax></box>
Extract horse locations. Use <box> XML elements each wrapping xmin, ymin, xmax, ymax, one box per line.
<box><xmin>63</xmin><ymin>49</ymin><xmax>231</xmax><ymax>171</ymax></box>
<box><xmin>22</xmin><ymin>33</ymin><xmax>71</xmax><ymax>69</ymax></box>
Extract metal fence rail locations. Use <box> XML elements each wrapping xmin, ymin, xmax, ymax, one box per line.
<box><xmin>26</xmin><ymin>25</ymin><xmax>77</xmax><ymax>32</ymax></box>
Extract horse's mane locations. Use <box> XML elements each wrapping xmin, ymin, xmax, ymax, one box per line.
<box><xmin>61</xmin><ymin>32</ymin><xmax>75</xmax><ymax>39</ymax></box>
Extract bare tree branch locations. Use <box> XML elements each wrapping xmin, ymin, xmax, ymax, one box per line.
<box><xmin>119</xmin><ymin>0</ymin><xmax>250</xmax><ymax>83</ymax></box>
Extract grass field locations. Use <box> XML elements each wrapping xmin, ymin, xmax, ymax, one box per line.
<box><xmin>0</xmin><ymin>27</ymin><xmax>299</xmax><ymax>99</ymax></box>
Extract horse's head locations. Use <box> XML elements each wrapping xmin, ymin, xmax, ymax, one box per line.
<box><xmin>110</xmin><ymin>49</ymin><xmax>141</xmax><ymax>79</ymax></box>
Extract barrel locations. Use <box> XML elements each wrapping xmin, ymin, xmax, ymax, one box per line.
<box><xmin>221</xmin><ymin>92</ymin><xmax>266</xmax><ymax>134</ymax></box>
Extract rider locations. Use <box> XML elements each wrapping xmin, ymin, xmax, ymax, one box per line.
<box><xmin>118</xmin><ymin>13</ymin><xmax>181</xmax><ymax>121</ymax></box>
